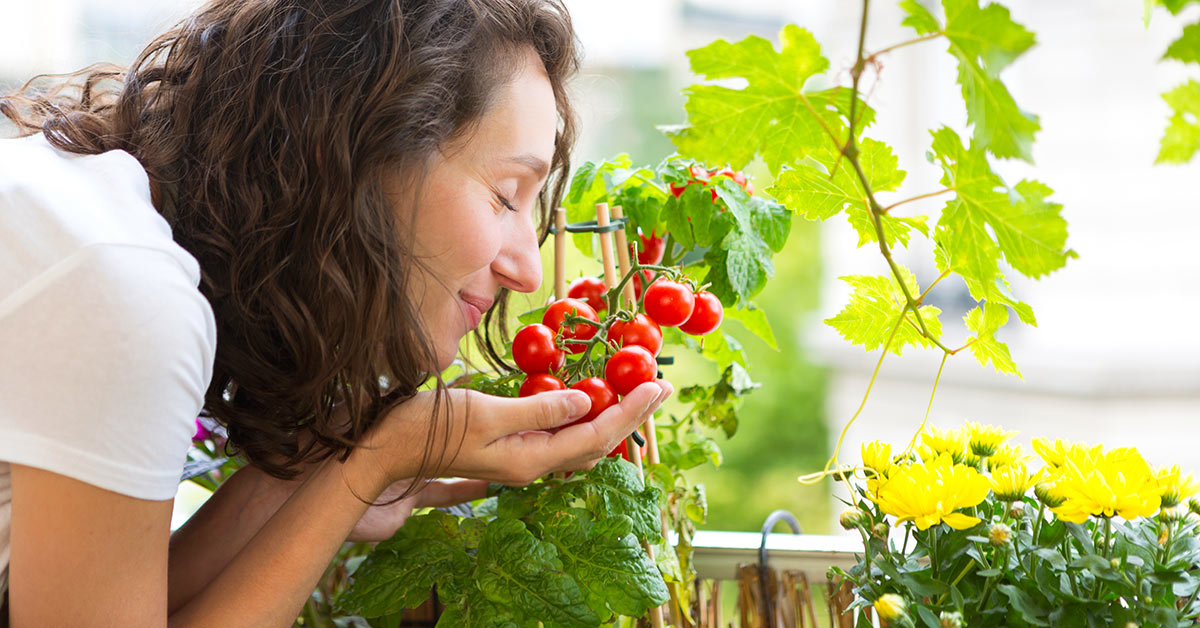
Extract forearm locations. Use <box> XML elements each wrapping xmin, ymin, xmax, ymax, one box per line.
<box><xmin>168</xmin><ymin>445</ymin><xmax>389</xmax><ymax>627</ymax></box>
<box><xmin>167</xmin><ymin>463</ymin><xmax>305</xmax><ymax>614</ymax></box>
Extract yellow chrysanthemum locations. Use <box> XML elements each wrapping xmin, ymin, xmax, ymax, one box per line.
<box><xmin>871</xmin><ymin>454</ymin><xmax>991</xmax><ymax>530</ymax></box>
<box><xmin>1032</xmin><ymin>438</ymin><xmax>1101</xmax><ymax>468</ymax></box>
<box><xmin>922</xmin><ymin>426</ymin><xmax>968</xmax><ymax>463</ymax></box>
<box><xmin>1050</xmin><ymin>445</ymin><xmax>1161</xmax><ymax>523</ymax></box>
<box><xmin>1157</xmin><ymin>465</ymin><xmax>1200</xmax><ymax>508</ymax></box>
<box><xmin>873</xmin><ymin>593</ymin><xmax>907</xmax><ymax>622</ymax></box>
<box><xmin>965</xmin><ymin>421</ymin><xmax>1016</xmax><ymax>457</ymax></box>
<box><xmin>986</xmin><ymin>444</ymin><xmax>1029</xmax><ymax>471</ymax></box>
<box><xmin>991</xmin><ymin>462</ymin><xmax>1036</xmax><ymax>502</ymax></box>
<box><xmin>861</xmin><ymin>440</ymin><xmax>892</xmax><ymax>477</ymax></box>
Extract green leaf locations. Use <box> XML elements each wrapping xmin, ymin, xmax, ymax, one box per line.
<box><xmin>997</xmin><ymin>584</ymin><xmax>1050</xmax><ymax>625</ymax></box>
<box><xmin>474</xmin><ymin>519</ymin><xmax>597</xmax><ymax>627</ymax></box>
<box><xmin>964</xmin><ymin>302</ymin><xmax>1021</xmax><ymax>376</ymax></box>
<box><xmin>662</xmin><ymin>182</ymin><xmax>732</xmax><ymax>252</ymax></box>
<box><xmin>824</xmin><ymin>267</ymin><xmax>943</xmax><ymax>356</ymax></box>
<box><xmin>517</xmin><ymin>305</ymin><xmax>548</xmax><ymax>326</ymax></box>
<box><xmin>435</xmin><ymin>587</ymin><xmax>522</xmax><ymax>628</ymax></box>
<box><xmin>542</xmin><ymin>512</ymin><xmax>670</xmax><ymax>619</ymax></box>
<box><xmin>665</xmin><ymin>25</ymin><xmax>868</xmax><ymax>173</ymax></box>
<box><xmin>929</xmin><ymin>127</ymin><xmax>1074</xmax><ymax>297</ymax></box>
<box><xmin>578</xmin><ymin>458</ymin><xmax>664</xmax><ymax>544</ymax></box>
<box><xmin>902</xmin><ymin>0</ymin><xmax>1040</xmax><ymax>161</ymax></box>
<box><xmin>1157</xmin><ymin>80</ymin><xmax>1200</xmax><ymax>163</ymax></box>
<box><xmin>337</xmin><ymin>511</ymin><xmax>475</xmax><ymax>617</ymax></box>
<box><xmin>724</xmin><ymin>302</ymin><xmax>779</xmax><ymax>350</ymax></box>
<box><xmin>1165</xmin><ymin>22</ymin><xmax>1200</xmax><ymax>64</ymax></box>
<box><xmin>563</xmin><ymin>155</ymin><xmax>658</xmax><ymax>256</ymax></box>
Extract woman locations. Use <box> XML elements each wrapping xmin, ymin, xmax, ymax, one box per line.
<box><xmin>0</xmin><ymin>0</ymin><xmax>671</xmax><ymax>624</ymax></box>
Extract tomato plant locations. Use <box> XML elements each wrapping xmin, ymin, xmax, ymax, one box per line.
<box><xmin>634</xmin><ymin>230</ymin><xmax>665</xmax><ymax>265</ymax></box>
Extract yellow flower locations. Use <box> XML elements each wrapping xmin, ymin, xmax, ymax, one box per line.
<box><xmin>873</xmin><ymin>593</ymin><xmax>907</xmax><ymax>623</ymax></box>
<box><xmin>922</xmin><ymin>426</ymin><xmax>968</xmax><ymax>463</ymax></box>
<box><xmin>966</xmin><ymin>421</ymin><xmax>1015</xmax><ymax>457</ymax></box>
<box><xmin>1034</xmin><ymin>478</ymin><xmax>1066</xmax><ymax>508</ymax></box>
<box><xmin>861</xmin><ymin>440</ymin><xmax>892</xmax><ymax>477</ymax></box>
<box><xmin>1033</xmin><ymin>438</ymin><xmax>1101</xmax><ymax>468</ymax></box>
<box><xmin>1157</xmin><ymin>465</ymin><xmax>1200</xmax><ymax>508</ymax></box>
<box><xmin>872</xmin><ymin>454</ymin><xmax>991</xmax><ymax>530</ymax></box>
<box><xmin>991</xmin><ymin>462</ymin><xmax>1036</xmax><ymax>501</ymax></box>
<box><xmin>1050</xmin><ymin>445</ymin><xmax>1161</xmax><ymax>523</ymax></box>
<box><xmin>987</xmin><ymin>444</ymin><xmax>1029</xmax><ymax>471</ymax></box>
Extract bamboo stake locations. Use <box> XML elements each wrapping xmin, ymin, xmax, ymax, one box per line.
<box><xmin>610</xmin><ymin>205</ymin><xmax>637</xmax><ymax>307</ymax></box>
<box><xmin>596</xmin><ymin>202</ymin><xmax>665</xmax><ymax>628</ymax></box>
<box><xmin>554</xmin><ymin>208</ymin><xmax>566</xmax><ymax>300</ymax></box>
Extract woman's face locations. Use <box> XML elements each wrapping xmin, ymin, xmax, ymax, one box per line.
<box><xmin>395</xmin><ymin>49</ymin><xmax>557</xmax><ymax>371</ymax></box>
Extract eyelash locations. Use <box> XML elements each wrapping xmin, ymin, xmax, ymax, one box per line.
<box><xmin>496</xmin><ymin>194</ymin><xmax>518</xmax><ymax>213</ymax></box>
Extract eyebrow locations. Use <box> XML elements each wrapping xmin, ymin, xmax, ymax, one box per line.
<box><xmin>508</xmin><ymin>153</ymin><xmax>551</xmax><ymax>181</ymax></box>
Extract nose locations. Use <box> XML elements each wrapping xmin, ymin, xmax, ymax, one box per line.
<box><xmin>491</xmin><ymin>213</ymin><xmax>542</xmax><ymax>293</ymax></box>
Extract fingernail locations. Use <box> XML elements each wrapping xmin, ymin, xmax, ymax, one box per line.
<box><xmin>562</xmin><ymin>390</ymin><xmax>590</xmax><ymax>419</ymax></box>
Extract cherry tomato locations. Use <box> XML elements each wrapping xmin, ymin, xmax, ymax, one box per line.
<box><xmin>608</xmin><ymin>428</ymin><xmax>647</xmax><ymax>461</ymax></box>
<box><xmin>543</xmin><ymin>298</ymin><xmax>599</xmax><ymax>354</ymax></box>
<box><xmin>635</xmin><ymin>230</ymin><xmax>665</xmax><ymax>265</ymax></box>
<box><xmin>519</xmin><ymin>373</ymin><xmax>566</xmax><ymax>397</ymax></box>
<box><xmin>567</xmin><ymin>276</ymin><xmax>608</xmax><ymax>313</ymax></box>
<box><xmin>678</xmin><ymin>290</ymin><xmax>724</xmax><ymax>336</ymax></box>
<box><xmin>669</xmin><ymin>165</ymin><xmax>713</xmax><ymax>200</ymax></box>
<box><xmin>607</xmin><ymin>313</ymin><xmax>663</xmax><ymax>356</ymax></box>
<box><xmin>643</xmin><ymin>280</ymin><xmax>696</xmax><ymax>327</ymax></box>
<box><xmin>567</xmin><ymin>377</ymin><xmax>618</xmax><ymax>425</ymax></box>
<box><xmin>512</xmin><ymin>324</ymin><xmax>565</xmax><ymax>374</ymax></box>
<box><xmin>605</xmin><ymin>345</ymin><xmax>658</xmax><ymax>396</ymax></box>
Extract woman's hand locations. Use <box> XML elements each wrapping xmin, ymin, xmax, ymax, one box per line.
<box><xmin>345</xmin><ymin>477</ymin><xmax>489</xmax><ymax>543</ymax></box>
<box><xmin>362</xmin><ymin>379</ymin><xmax>672</xmax><ymax>489</ymax></box>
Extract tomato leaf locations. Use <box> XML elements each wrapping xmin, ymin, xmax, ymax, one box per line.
<box><xmin>724</xmin><ymin>302</ymin><xmax>779</xmax><ymax>350</ymax></box>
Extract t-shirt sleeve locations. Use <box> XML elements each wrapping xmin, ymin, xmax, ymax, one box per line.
<box><xmin>0</xmin><ymin>243</ymin><xmax>216</xmax><ymax>500</ymax></box>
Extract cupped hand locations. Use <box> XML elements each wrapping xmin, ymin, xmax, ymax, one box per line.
<box><xmin>362</xmin><ymin>379</ymin><xmax>673</xmax><ymax>488</ymax></box>
<box><xmin>346</xmin><ymin>477</ymin><xmax>490</xmax><ymax>543</ymax></box>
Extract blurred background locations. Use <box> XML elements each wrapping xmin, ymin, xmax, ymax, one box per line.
<box><xmin>5</xmin><ymin>0</ymin><xmax>1199</xmax><ymax>537</ymax></box>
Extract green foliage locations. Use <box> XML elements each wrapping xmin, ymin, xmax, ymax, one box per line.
<box><xmin>825</xmin><ymin>268</ymin><xmax>943</xmax><ymax>356</ymax></box>
<box><xmin>337</xmin><ymin>459</ymin><xmax>668</xmax><ymax>627</ymax></box>
<box><xmin>1157</xmin><ymin>80</ymin><xmax>1200</xmax><ymax>164</ymax></box>
<box><xmin>900</xmin><ymin>0</ymin><xmax>1040</xmax><ymax>161</ymax></box>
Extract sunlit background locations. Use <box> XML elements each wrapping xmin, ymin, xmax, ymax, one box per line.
<box><xmin>5</xmin><ymin>0</ymin><xmax>1199</xmax><ymax>537</ymax></box>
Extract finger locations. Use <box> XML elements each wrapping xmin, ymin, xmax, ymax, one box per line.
<box><xmin>498</xmin><ymin>389</ymin><xmax>591</xmax><ymax>433</ymax></box>
<box><xmin>414</xmin><ymin>478</ymin><xmax>491</xmax><ymax>508</ymax></box>
<box><xmin>547</xmin><ymin>383</ymin><xmax>662</xmax><ymax>467</ymax></box>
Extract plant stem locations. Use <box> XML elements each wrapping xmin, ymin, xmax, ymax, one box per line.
<box><xmin>882</xmin><ymin>187</ymin><xmax>955</xmax><ymax>213</ymax></box>
<box><xmin>864</xmin><ymin>32</ymin><xmax>944</xmax><ymax>63</ymax></box>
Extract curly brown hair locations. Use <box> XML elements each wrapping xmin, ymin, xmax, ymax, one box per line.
<box><xmin>0</xmin><ymin>0</ymin><xmax>580</xmax><ymax>485</ymax></box>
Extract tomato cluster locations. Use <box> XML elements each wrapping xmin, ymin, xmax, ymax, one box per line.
<box><xmin>514</xmin><ymin>264</ymin><xmax>725</xmax><ymax>462</ymax></box>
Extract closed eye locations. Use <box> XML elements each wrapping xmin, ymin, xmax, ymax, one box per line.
<box><xmin>496</xmin><ymin>194</ymin><xmax>518</xmax><ymax>213</ymax></box>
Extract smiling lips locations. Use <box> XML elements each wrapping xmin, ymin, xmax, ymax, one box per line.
<box><xmin>459</xmin><ymin>292</ymin><xmax>494</xmax><ymax>330</ymax></box>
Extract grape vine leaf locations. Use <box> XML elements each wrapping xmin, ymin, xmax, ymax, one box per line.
<box><xmin>824</xmin><ymin>266</ymin><xmax>943</xmax><ymax>356</ymax></box>
<box><xmin>1165</xmin><ymin>22</ymin><xmax>1200</xmax><ymax>64</ymax></box>
<box><xmin>1157</xmin><ymin>80</ymin><xmax>1200</xmax><ymax>163</ymax></box>
<box><xmin>964</xmin><ymin>302</ymin><xmax>1021</xmax><ymax>377</ymax></box>
<box><xmin>335</xmin><ymin>511</ymin><xmax>479</xmax><ymax>617</ymax></box>
<box><xmin>474</xmin><ymin>519</ymin><xmax>598</xmax><ymax>627</ymax></box>
<box><xmin>768</xmin><ymin>139</ymin><xmax>928</xmax><ymax>249</ymax></box>
<box><xmin>541</xmin><ymin>512</ymin><xmax>670</xmax><ymax>620</ymax></box>
<box><xmin>929</xmin><ymin>127</ymin><xmax>1074</xmax><ymax>300</ymax></box>
<box><xmin>901</xmin><ymin>0</ymin><xmax>1040</xmax><ymax>161</ymax></box>
<box><xmin>663</xmin><ymin>25</ymin><xmax>874</xmax><ymax>174</ymax></box>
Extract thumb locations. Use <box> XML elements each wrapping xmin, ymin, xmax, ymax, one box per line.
<box><xmin>510</xmin><ymin>389</ymin><xmax>591</xmax><ymax>432</ymax></box>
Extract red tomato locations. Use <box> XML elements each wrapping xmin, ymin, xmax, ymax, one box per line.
<box><xmin>635</xmin><ymin>230</ymin><xmax>666</xmax><ymax>265</ymax></box>
<box><xmin>512</xmin><ymin>324</ymin><xmax>565</xmax><ymax>374</ymax></box>
<box><xmin>543</xmin><ymin>298</ymin><xmax>599</xmax><ymax>354</ymax></box>
<box><xmin>643</xmin><ymin>280</ymin><xmax>696</xmax><ymax>327</ymax></box>
<box><xmin>607</xmin><ymin>313</ymin><xmax>663</xmax><ymax>356</ymax></box>
<box><xmin>567</xmin><ymin>276</ymin><xmax>608</xmax><ymax>313</ymax></box>
<box><xmin>608</xmin><ymin>428</ymin><xmax>647</xmax><ymax>461</ymax></box>
<box><xmin>678</xmin><ymin>291</ymin><xmax>724</xmax><ymax>336</ymax></box>
<box><xmin>567</xmin><ymin>377</ymin><xmax>618</xmax><ymax>425</ymax></box>
<box><xmin>669</xmin><ymin>165</ymin><xmax>714</xmax><ymax>200</ymax></box>
<box><xmin>631</xmin><ymin>269</ymin><xmax>654</xmax><ymax>300</ymax></box>
<box><xmin>519</xmin><ymin>373</ymin><xmax>566</xmax><ymax>397</ymax></box>
<box><xmin>605</xmin><ymin>345</ymin><xmax>658</xmax><ymax>396</ymax></box>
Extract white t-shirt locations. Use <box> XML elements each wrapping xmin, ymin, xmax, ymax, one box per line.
<box><xmin>0</xmin><ymin>133</ymin><xmax>217</xmax><ymax>599</ymax></box>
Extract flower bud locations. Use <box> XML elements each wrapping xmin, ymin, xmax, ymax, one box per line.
<box><xmin>1110</xmin><ymin>558</ymin><xmax>1121</xmax><ymax>569</ymax></box>
<box><xmin>872</xmin><ymin>522</ymin><xmax>890</xmax><ymax>539</ymax></box>
<box><xmin>1189</xmin><ymin>498</ymin><xmax>1200</xmax><ymax>516</ymax></box>
<box><xmin>1008</xmin><ymin>503</ymin><xmax>1026</xmax><ymax>520</ymax></box>
<box><xmin>940</xmin><ymin>611</ymin><xmax>964</xmax><ymax>628</ymax></box>
<box><xmin>840</xmin><ymin>508</ymin><xmax>868</xmax><ymax>531</ymax></box>
<box><xmin>873</xmin><ymin>593</ymin><xmax>907</xmax><ymax>624</ymax></box>
<box><xmin>1160</xmin><ymin>504</ymin><xmax>1188</xmax><ymax>523</ymax></box>
<box><xmin>1034</xmin><ymin>482</ymin><xmax>1066</xmax><ymax>508</ymax></box>
<box><xmin>988</xmin><ymin>522</ymin><xmax>1012</xmax><ymax>546</ymax></box>
<box><xmin>1125</xmin><ymin>623</ymin><xmax>1139</xmax><ymax>628</ymax></box>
